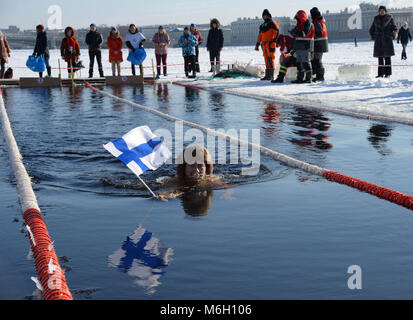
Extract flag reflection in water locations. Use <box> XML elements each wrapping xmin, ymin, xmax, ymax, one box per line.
<box><xmin>108</xmin><ymin>225</ymin><xmax>174</xmax><ymax>294</ymax></box>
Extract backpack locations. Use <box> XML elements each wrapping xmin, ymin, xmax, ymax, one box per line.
<box><xmin>4</xmin><ymin>67</ymin><xmax>13</xmax><ymax>79</ymax></box>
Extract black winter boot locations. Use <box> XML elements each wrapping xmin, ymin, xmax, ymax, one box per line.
<box><xmin>268</xmin><ymin>69</ymin><xmax>274</xmax><ymax>81</ymax></box>
<box><xmin>99</xmin><ymin>69</ymin><xmax>104</xmax><ymax>77</ymax></box>
<box><xmin>291</xmin><ymin>71</ymin><xmax>305</xmax><ymax>84</ymax></box>
<box><xmin>88</xmin><ymin>69</ymin><xmax>93</xmax><ymax>78</ymax></box>
<box><xmin>271</xmin><ymin>72</ymin><xmax>285</xmax><ymax>83</ymax></box>
<box><xmin>47</xmin><ymin>66</ymin><xmax>52</xmax><ymax>77</ymax></box>
<box><xmin>313</xmin><ymin>68</ymin><xmax>325</xmax><ymax>82</ymax></box>
<box><xmin>376</xmin><ymin>67</ymin><xmax>384</xmax><ymax>78</ymax></box>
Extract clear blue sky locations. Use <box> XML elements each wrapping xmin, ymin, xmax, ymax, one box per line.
<box><xmin>0</xmin><ymin>0</ymin><xmax>406</xmax><ymax>30</ymax></box>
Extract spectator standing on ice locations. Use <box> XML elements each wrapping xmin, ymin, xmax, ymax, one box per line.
<box><xmin>255</xmin><ymin>9</ymin><xmax>279</xmax><ymax>81</ymax></box>
<box><xmin>33</xmin><ymin>25</ymin><xmax>51</xmax><ymax>78</ymax></box>
<box><xmin>369</xmin><ymin>6</ymin><xmax>397</xmax><ymax>78</ymax></box>
<box><xmin>206</xmin><ymin>18</ymin><xmax>224</xmax><ymax>73</ymax></box>
<box><xmin>190</xmin><ymin>24</ymin><xmax>202</xmax><ymax>73</ymax></box>
<box><xmin>107</xmin><ymin>27</ymin><xmax>123</xmax><ymax>76</ymax></box>
<box><xmin>178</xmin><ymin>27</ymin><xmax>198</xmax><ymax>78</ymax></box>
<box><xmin>310</xmin><ymin>7</ymin><xmax>328</xmax><ymax>82</ymax></box>
<box><xmin>397</xmin><ymin>22</ymin><xmax>412</xmax><ymax>60</ymax></box>
<box><xmin>0</xmin><ymin>29</ymin><xmax>11</xmax><ymax>79</ymax></box>
<box><xmin>152</xmin><ymin>26</ymin><xmax>170</xmax><ymax>78</ymax></box>
<box><xmin>125</xmin><ymin>24</ymin><xmax>146</xmax><ymax>76</ymax></box>
<box><xmin>289</xmin><ymin>10</ymin><xmax>315</xmax><ymax>83</ymax></box>
<box><xmin>85</xmin><ymin>23</ymin><xmax>104</xmax><ymax>78</ymax></box>
<box><xmin>60</xmin><ymin>26</ymin><xmax>81</xmax><ymax>78</ymax></box>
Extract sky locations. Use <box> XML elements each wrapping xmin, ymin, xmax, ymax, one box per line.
<box><xmin>1</xmin><ymin>0</ymin><xmax>412</xmax><ymax>30</ymax></box>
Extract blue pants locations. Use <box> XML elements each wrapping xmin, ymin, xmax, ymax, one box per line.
<box><xmin>402</xmin><ymin>43</ymin><xmax>407</xmax><ymax>56</ymax></box>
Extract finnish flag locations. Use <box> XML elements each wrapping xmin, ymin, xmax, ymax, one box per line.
<box><xmin>103</xmin><ymin>126</ymin><xmax>171</xmax><ymax>177</ymax></box>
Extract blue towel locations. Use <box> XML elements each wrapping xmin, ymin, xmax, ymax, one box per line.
<box><xmin>127</xmin><ymin>47</ymin><xmax>147</xmax><ymax>66</ymax></box>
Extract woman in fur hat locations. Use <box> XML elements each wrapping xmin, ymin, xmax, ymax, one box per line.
<box><xmin>369</xmin><ymin>6</ymin><xmax>398</xmax><ymax>78</ymax></box>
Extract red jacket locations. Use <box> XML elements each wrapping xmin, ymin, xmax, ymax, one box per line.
<box><xmin>107</xmin><ymin>33</ymin><xmax>123</xmax><ymax>62</ymax></box>
<box><xmin>291</xmin><ymin>10</ymin><xmax>315</xmax><ymax>52</ymax></box>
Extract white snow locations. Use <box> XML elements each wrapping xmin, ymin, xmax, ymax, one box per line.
<box><xmin>4</xmin><ymin>41</ymin><xmax>413</xmax><ymax>123</ymax></box>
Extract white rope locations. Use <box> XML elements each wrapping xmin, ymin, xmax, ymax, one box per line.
<box><xmin>86</xmin><ymin>83</ymin><xmax>326</xmax><ymax>177</ymax></box>
<box><xmin>0</xmin><ymin>92</ymin><xmax>40</xmax><ymax>212</ymax></box>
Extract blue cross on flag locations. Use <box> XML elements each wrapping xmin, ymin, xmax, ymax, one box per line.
<box><xmin>103</xmin><ymin>126</ymin><xmax>171</xmax><ymax>177</ymax></box>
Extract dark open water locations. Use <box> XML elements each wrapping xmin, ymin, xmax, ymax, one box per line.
<box><xmin>1</xmin><ymin>83</ymin><xmax>413</xmax><ymax>299</ymax></box>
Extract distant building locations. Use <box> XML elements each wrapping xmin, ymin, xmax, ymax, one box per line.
<box><xmin>324</xmin><ymin>2</ymin><xmax>413</xmax><ymax>41</ymax></box>
<box><xmin>7</xmin><ymin>25</ymin><xmax>20</xmax><ymax>33</ymax></box>
<box><xmin>231</xmin><ymin>16</ymin><xmax>292</xmax><ymax>45</ymax></box>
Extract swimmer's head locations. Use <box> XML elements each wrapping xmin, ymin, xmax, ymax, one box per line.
<box><xmin>177</xmin><ymin>145</ymin><xmax>213</xmax><ymax>183</ymax></box>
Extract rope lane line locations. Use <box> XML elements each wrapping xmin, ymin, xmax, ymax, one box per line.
<box><xmin>0</xmin><ymin>88</ymin><xmax>73</xmax><ymax>300</ymax></box>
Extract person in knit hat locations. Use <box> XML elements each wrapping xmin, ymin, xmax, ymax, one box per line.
<box><xmin>33</xmin><ymin>24</ymin><xmax>51</xmax><ymax>78</ymax></box>
<box><xmin>85</xmin><ymin>23</ymin><xmax>104</xmax><ymax>78</ymax></box>
<box><xmin>152</xmin><ymin>25</ymin><xmax>171</xmax><ymax>78</ymax></box>
<box><xmin>255</xmin><ymin>9</ymin><xmax>280</xmax><ymax>81</ymax></box>
<box><xmin>107</xmin><ymin>26</ymin><xmax>123</xmax><ymax>76</ymax></box>
<box><xmin>397</xmin><ymin>21</ymin><xmax>412</xmax><ymax>60</ymax></box>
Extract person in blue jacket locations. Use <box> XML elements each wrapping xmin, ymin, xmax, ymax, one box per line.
<box><xmin>178</xmin><ymin>27</ymin><xmax>198</xmax><ymax>78</ymax></box>
<box><xmin>33</xmin><ymin>25</ymin><xmax>51</xmax><ymax>78</ymax></box>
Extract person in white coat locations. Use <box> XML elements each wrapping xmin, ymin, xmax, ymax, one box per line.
<box><xmin>125</xmin><ymin>24</ymin><xmax>146</xmax><ymax>76</ymax></box>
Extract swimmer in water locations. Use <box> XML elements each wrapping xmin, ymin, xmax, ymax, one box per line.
<box><xmin>157</xmin><ymin>145</ymin><xmax>227</xmax><ymax>202</ymax></box>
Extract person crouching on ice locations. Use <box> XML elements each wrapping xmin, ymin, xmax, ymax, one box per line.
<box><xmin>271</xmin><ymin>34</ymin><xmax>294</xmax><ymax>83</ymax></box>
<box><xmin>178</xmin><ymin>27</ymin><xmax>198</xmax><ymax>78</ymax></box>
<box><xmin>289</xmin><ymin>10</ymin><xmax>315</xmax><ymax>84</ymax></box>
<box><xmin>255</xmin><ymin>9</ymin><xmax>279</xmax><ymax>81</ymax></box>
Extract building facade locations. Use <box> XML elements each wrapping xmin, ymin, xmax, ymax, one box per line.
<box><xmin>324</xmin><ymin>3</ymin><xmax>413</xmax><ymax>41</ymax></box>
<box><xmin>231</xmin><ymin>16</ymin><xmax>292</xmax><ymax>45</ymax></box>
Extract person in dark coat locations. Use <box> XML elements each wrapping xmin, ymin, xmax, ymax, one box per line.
<box><xmin>206</xmin><ymin>18</ymin><xmax>224</xmax><ymax>73</ymax></box>
<box><xmin>397</xmin><ymin>22</ymin><xmax>412</xmax><ymax>60</ymax></box>
<box><xmin>33</xmin><ymin>25</ymin><xmax>51</xmax><ymax>78</ymax></box>
<box><xmin>310</xmin><ymin>7</ymin><xmax>328</xmax><ymax>82</ymax></box>
<box><xmin>85</xmin><ymin>23</ymin><xmax>104</xmax><ymax>78</ymax></box>
<box><xmin>369</xmin><ymin>6</ymin><xmax>397</xmax><ymax>78</ymax></box>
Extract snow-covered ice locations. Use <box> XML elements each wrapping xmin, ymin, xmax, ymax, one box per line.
<box><xmin>4</xmin><ymin>41</ymin><xmax>413</xmax><ymax>123</ymax></box>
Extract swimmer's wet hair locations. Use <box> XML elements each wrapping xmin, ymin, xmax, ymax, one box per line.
<box><xmin>177</xmin><ymin>145</ymin><xmax>213</xmax><ymax>178</ymax></box>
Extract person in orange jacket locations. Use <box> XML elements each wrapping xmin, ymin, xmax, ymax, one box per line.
<box><xmin>255</xmin><ymin>9</ymin><xmax>279</xmax><ymax>81</ymax></box>
<box><xmin>107</xmin><ymin>27</ymin><xmax>123</xmax><ymax>76</ymax></box>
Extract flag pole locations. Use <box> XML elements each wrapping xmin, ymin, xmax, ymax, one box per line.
<box><xmin>137</xmin><ymin>175</ymin><xmax>157</xmax><ymax>198</ymax></box>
